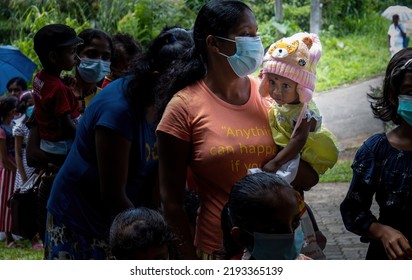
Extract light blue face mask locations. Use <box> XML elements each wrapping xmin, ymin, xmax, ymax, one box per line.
<box><xmin>398</xmin><ymin>95</ymin><xmax>412</xmax><ymax>126</ymax></box>
<box><xmin>77</xmin><ymin>57</ymin><xmax>111</xmax><ymax>83</ymax></box>
<box><xmin>217</xmin><ymin>36</ymin><xmax>264</xmax><ymax>77</ymax></box>
<box><xmin>26</xmin><ymin>105</ymin><xmax>34</xmax><ymax>118</ymax></box>
<box><xmin>249</xmin><ymin>226</ymin><xmax>304</xmax><ymax>260</ymax></box>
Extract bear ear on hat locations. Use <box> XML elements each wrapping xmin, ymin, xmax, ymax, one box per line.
<box><xmin>301</xmin><ymin>36</ymin><xmax>313</xmax><ymax>49</ymax></box>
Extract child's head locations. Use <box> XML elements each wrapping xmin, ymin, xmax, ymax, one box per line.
<box><xmin>109</xmin><ymin>207</ymin><xmax>173</xmax><ymax>260</ymax></box>
<box><xmin>219</xmin><ymin>172</ymin><xmax>304</xmax><ymax>260</ymax></box>
<box><xmin>110</xmin><ymin>33</ymin><xmax>142</xmax><ymax>80</ymax></box>
<box><xmin>260</xmin><ymin>32</ymin><xmax>322</xmax><ymax>106</ymax></box>
<box><xmin>7</xmin><ymin>77</ymin><xmax>27</xmax><ymax>97</ymax></box>
<box><xmin>0</xmin><ymin>95</ymin><xmax>18</xmax><ymax>123</ymax></box>
<box><xmin>370</xmin><ymin>47</ymin><xmax>412</xmax><ymax>125</ymax></box>
<box><xmin>76</xmin><ymin>28</ymin><xmax>113</xmax><ymax>84</ymax></box>
<box><xmin>16</xmin><ymin>90</ymin><xmax>34</xmax><ymax>117</ymax></box>
<box><xmin>34</xmin><ymin>24</ymin><xmax>83</xmax><ymax>71</ymax></box>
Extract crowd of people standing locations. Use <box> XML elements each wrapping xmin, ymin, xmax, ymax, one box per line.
<box><xmin>0</xmin><ymin>0</ymin><xmax>410</xmax><ymax>260</ymax></box>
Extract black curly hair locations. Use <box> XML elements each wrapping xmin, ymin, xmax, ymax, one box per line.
<box><xmin>109</xmin><ymin>207</ymin><xmax>175</xmax><ymax>260</ymax></box>
<box><xmin>368</xmin><ymin>47</ymin><xmax>412</xmax><ymax>124</ymax></box>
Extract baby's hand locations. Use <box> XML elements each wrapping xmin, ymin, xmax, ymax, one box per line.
<box><xmin>262</xmin><ymin>160</ymin><xmax>280</xmax><ymax>172</ymax></box>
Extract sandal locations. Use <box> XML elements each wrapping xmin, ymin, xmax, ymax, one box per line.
<box><xmin>32</xmin><ymin>242</ymin><xmax>43</xmax><ymax>251</ymax></box>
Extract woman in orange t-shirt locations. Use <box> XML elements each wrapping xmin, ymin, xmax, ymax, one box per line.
<box><xmin>156</xmin><ymin>0</ymin><xmax>318</xmax><ymax>259</ymax></box>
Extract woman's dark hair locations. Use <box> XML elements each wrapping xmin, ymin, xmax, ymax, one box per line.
<box><xmin>217</xmin><ymin>172</ymin><xmax>295</xmax><ymax>259</ymax></box>
<box><xmin>0</xmin><ymin>95</ymin><xmax>18</xmax><ymax>123</ymax></box>
<box><xmin>126</xmin><ymin>26</ymin><xmax>193</xmax><ymax>118</ymax></box>
<box><xmin>15</xmin><ymin>90</ymin><xmax>33</xmax><ymax>114</ymax></box>
<box><xmin>368</xmin><ymin>47</ymin><xmax>412</xmax><ymax>124</ymax></box>
<box><xmin>77</xmin><ymin>28</ymin><xmax>114</xmax><ymax>58</ymax></box>
<box><xmin>109</xmin><ymin>207</ymin><xmax>174</xmax><ymax>260</ymax></box>
<box><xmin>154</xmin><ymin>0</ymin><xmax>253</xmax><ymax>120</ymax></box>
<box><xmin>7</xmin><ymin>77</ymin><xmax>28</xmax><ymax>91</ymax></box>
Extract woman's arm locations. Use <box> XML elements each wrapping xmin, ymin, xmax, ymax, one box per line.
<box><xmin>157</xmin><ymin>131</ymin><xmax>198</xmax><ymax>259</ymax></box>
<box><xmin>14</xmin><ymin>136</ymin><xmax>27</xmax><ymax>183</ymax></box>
<box><xmin>0</xmin><ymin>139</ymin><xmax>16</xmax><ymax>172</ymax></box>
<box><xmin>95</xmin><ymin>126</ymin><xmax>134</xmax><ymax>218</ymax></box>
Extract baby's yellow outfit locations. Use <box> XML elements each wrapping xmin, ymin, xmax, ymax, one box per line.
<box><xmin>269</xmin><ymin>100</ymin><xmax>339</xmax><ymax>175</ymax></box>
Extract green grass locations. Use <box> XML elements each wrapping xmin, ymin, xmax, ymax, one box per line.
<box><xmin>316</xmin><ymin>34</ymin><xmax>389</xmax><ymax>92</ymax></box>
<box><xmin>0</xmin><ymin>240</ymin><xmax>43</xmax><ymax>260</ymax></box>
<box><xmin>319</xmin><ymin>160</ymin><xmax>352</xmax><ymax>183</ymax></box>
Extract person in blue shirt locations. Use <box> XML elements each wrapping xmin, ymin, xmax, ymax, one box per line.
<box><xmin>44</xmin><ymin>26</ymin><xmax>193</xmax><ymax>260</ymax></box>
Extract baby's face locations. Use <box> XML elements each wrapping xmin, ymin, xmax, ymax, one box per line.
<box><xmin>266</xmin><ymin>73</ymin><xmax>299</xmax><ymax>106</ymax></box>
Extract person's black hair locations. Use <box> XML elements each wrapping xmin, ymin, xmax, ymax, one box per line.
<box><xmin>111</xmin><ymin>32</ymin><xmax>142</xmax><ymax>65</ymax></box>
<box><xmin>368</xmin><ymin>47</ymin><xmax>412</xmax><ymax>124</ymax></box>
<box><xmin>15</xmin><ymin>90</ymin><xmax>33</xmax><ymax>114</ymax></box>
<box><xmin>109</xmin><ymin>207</ymin><xmax>174</xmax><ymax>260</ymax></box>
<box><xmin>125</xmin><ymin>26</ymin><xmax>193</xmax><ymax>119</ymax></box>
<box><xmin>6</xmin><ymin>77</ymin><xmax>28</xmax><ymax>92</ymax></box>
<box><xmin>217</xmin><ymin>172</ymin><xmax>296</xmax><ymax>259</ymax></box>
<box><xmin>0</xmin><ymin>95</ymin><xmax>18</xmax><ymax>124</ymax></box>
<box><xmin>77</xmin><ymin>28</ymin><xmax>114</xmax><ymax>58</ymax></box>
<box><xmin>154</xmin><ymin>0</ymin><xmax>253</xmax><ymax>121</ymax></box>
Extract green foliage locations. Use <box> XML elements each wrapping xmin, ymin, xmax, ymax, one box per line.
<box><xmin>10</xmin><ymin>4</ymin><xmax>90</xmax><ymax>73</ymax></box>
<box><xmin>283</xmin><ymin>2</ymin><xmax>310</xmax><ymax>32</ymax></box>
<box><xmin>118</xmin><ymin>0</ymin><xmax>196</xmax><ymax>48</ymax></box>
<box><xmin>319</xmin><ymin>160</ymin><xmax>352</xmax><ymax>183</ymax></box>
<box><xmin>0</xmin><ymin>0</ymin><xmax>399</xmax><ymax>92</ymax></box>
<box><xmin>316</xmin><ymin>13</ymin><xmax>389</xmax><ymax>92</ymax></box>
<box><xmin>322</xmin><ymin>0</ymin><xmax>412</xmax><ymax>37</ymax></box>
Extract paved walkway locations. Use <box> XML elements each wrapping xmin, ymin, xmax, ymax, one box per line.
<box><xmin>305</xmin><ymin>183</ymin><xmax>379</xmax><ymax>260</ymax></box>
<box><xmin>305</xmin><ymin>76</ymin><xmax>385</xmax><ymax>260</ymax></box>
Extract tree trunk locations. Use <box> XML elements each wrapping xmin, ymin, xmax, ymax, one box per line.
<box><xmin>310</xmin><ymin>0</ymin><xmax>322</xmax><ymax>34</ymax></box>
<box><xmin>275</xmin><ymin>0</ymin><xmax>283</xmax><ymax>21</ymax></box>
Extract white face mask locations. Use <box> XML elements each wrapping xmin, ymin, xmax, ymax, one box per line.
<box><xmin>77</xmin><ymin>57</ymin><xmax>111</xmax><ymax>83</ymax></box>
<box><xmin>216</xmin><ymin>36</ymin><xmax>264</xmax><ymax>77</ymax></box>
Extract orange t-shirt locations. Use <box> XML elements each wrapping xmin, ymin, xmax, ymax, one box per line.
<box><xmin>157</xmin><ymin>77</ymin><xmax>277</xmax><ymax>254</ymax></box>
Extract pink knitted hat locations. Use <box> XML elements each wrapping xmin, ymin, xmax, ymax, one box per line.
<box><xmin>261</xmin><ymin>32</ymin><xmax>322</xmax><ymax>103</ymax></box>
<box><xmin>260</xmin><ymin>32</ymin><xmax>322</xmax><ymax>137</ymax></box>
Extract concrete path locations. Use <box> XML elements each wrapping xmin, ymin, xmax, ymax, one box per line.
<box><xmin>314</xmin><ymin>75</ymin><xmax>385</xmax><ymax>150</ymax></box>
<box><xmin>305</xmin><ymin>76</ymin><xmax>385</xmax><ymax>260</ymax></box>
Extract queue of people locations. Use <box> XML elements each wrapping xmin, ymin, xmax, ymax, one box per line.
<box><xmin>0</xmin><ymin>0</ymin><xmax>411</xmax><ymax>261</ymax></box>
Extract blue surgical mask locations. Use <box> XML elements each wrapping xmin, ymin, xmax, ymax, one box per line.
<box><xmin>217</xmin><ymin>36</ymin><xmax>264</xmax><ymax>77</ymax></box>
<box><xmin>249</xmin><ymin>226</ymin><xmax>304</xmax><ymax>260</ymax></box>
<box><xmin>398</xmin><ymin>95</ymin><xmax>412</xmax><ymax>126</ymax></box>
<box><xmin>26</xmin><ymin>105</ymin><xmax>34</xmax><ymax>118</ymax></box>
<box><xmin>77</xmin><ymin>57</ymin><xmax>111</xmax><ymax>83</ymax></box>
